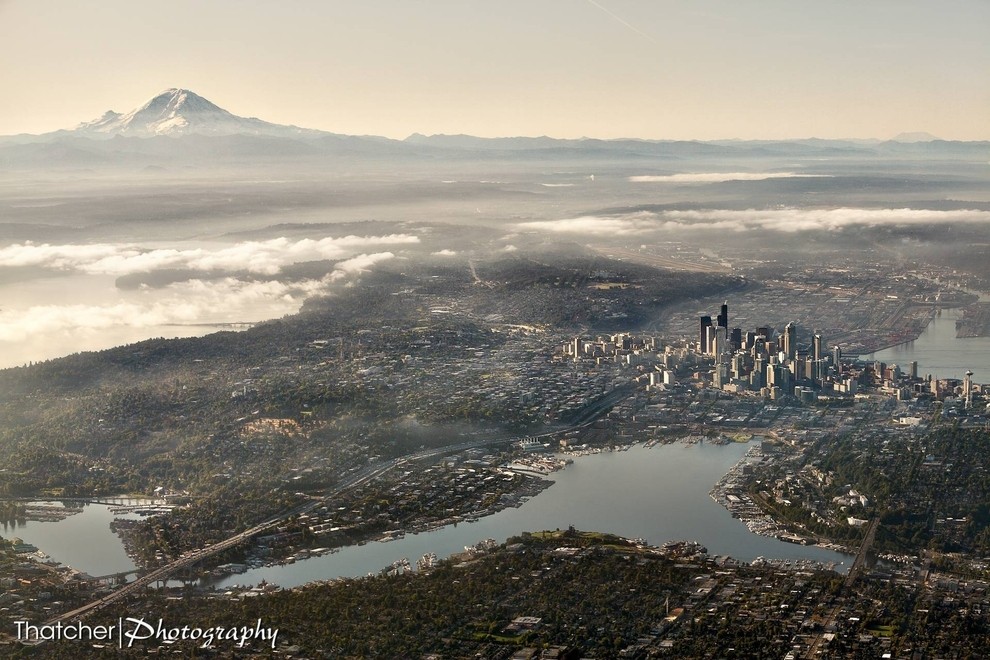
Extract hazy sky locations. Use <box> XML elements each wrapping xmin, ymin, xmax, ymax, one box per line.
<box><xmin>1</xmin><ymin>0</ymin><xmax>987</xmax><ymax>140</ymax></box>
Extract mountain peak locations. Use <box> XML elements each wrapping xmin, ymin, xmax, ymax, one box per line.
<box><xmin>72</xmin><ymin>88</ymin><xmax>320</xmax><ymax>139</ymax></box>
<box><xmin>140</xmin><ymin>88</ymin><xmax>224</xmax><ymax>115</ymax></box>
<box><xmin>891</xmin><ymin>131</ymin><xmax>940</xmax><ymax>143</ymax></box>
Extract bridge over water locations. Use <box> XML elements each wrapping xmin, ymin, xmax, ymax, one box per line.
<box><xmin>42</xmin><ymin>382</ymin><xmax>636</xmax><ymax>626</ymax></box>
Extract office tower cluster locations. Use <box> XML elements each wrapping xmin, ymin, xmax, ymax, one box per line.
<box><xmin>697</xmin><ymin>301</ymin><xmax>843</xmax><ymax>400</ymax></box>
<box><xmin>567</xmin><ymin>333</ymin><xmax>659</xmax><ymax>365</ymax></box>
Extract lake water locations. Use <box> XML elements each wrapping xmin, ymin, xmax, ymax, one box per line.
<box><xmin>2</xmin><ymin>501</ymin><xmax>140</xmax><ymax>577</ymax></box>
<box><xmin>216</xmin><ymin>442</ymin><xmax>849</xmax><ymax>589</ymax></box>
<box><xmin>2</xmin><ymin>443</ymin><xmax>850</xmax><ymax>584</ymax></box>
<box><xmin>866</xmin><ymin>307</ymin><xmax>990</xmax><ymax>382</ymax></box>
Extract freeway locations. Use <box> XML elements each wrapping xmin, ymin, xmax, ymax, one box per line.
<box><xmin>44</xmin><ymin>454</ymin><xmax>427</xmax><ymax>625</ymax></box>
<box><xmin>44</xmin><ymin>382</ymin><xmax>637</xmax><ymax>626</ymax></box>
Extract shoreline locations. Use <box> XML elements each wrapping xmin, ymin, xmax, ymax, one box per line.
<box><xmin>709</xmin><ymin>444</ymin><xmax>851</xmax><ymax>563</ymax></box>
<box><xmin>227</xmin><ymin>437</ymin><xmax>849</xmax><ymax>588</ymax></box>
<box><xmin>9</xmin><ymin>436</ymin><xmax>852</xmax><ymax>590</ymax></box>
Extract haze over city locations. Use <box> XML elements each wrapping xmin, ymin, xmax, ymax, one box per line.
<box><xmin>3</xmin><ymin>2</ymin><xmax>990</xmax><ymax>657</ymax></box>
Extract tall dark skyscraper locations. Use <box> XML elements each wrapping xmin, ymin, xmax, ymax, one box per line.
<box><xmin>730</xmin><ymin>328</ymin><xmax>743</xmax><ymax>351</ymax></box>
<box><xmin>700</xmin><ymin>316</ymin><xmax>713</xmax><ymax>351</ymax></box>
<box><xmin>717</xmin><ymin>301</ymin><xmax>728</xmax><ymax>329</ymax></box>
<box><xmin>783</xmin><ymin>322</ymin><xmax>797</xmax><ymax>360</ymax></box>
<box><xmin>812</xmin><ymin>334</ymin><xmax>823</xmax><ymax>362</ymax></box>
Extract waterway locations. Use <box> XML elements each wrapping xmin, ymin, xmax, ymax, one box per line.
<box><xmin>9</xmin><ymin>298</ymin><xmax>989</xmax><ymax>587</ymax></box>
<box><xmin>2</xmin><ymin>501</ymin><xmax>142</xmax><ymax>577</ymax></box>
<box><xmin>1</xmin><ymin>443</ymin><xmax>850</xmax><ymax>585</ymax></box>
<box><xmin>216</xmin><ymin>442</ymin><xmax>848</xmax><ymax>589</ymax></box>
<box><xmin>865</xmin><ymin>307</ymin><xmax>990</xmax><ymax>382</ymax></box>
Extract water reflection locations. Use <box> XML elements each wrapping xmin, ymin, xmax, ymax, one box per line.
<box><xmin>5</xmin><ymin>500</ymin><xmax>140</xmax><ymax>577</ymax></box>
<box><xmin>5</xmin><ymin>443</ymin><xmax>854</xmax><ymax>589</ymax></box>
<box><xmin>866</xmin><ymin>308</ymin><xmax>990</xmax><ymax>381</ymax></box>
<box><xmin>216</xmin><ymin>442</ymin><xmax>850</xmax><ymax>589</ymax></box>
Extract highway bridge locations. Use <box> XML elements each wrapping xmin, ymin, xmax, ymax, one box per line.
<box><xmin>44</xmin><ymin>382</ymin><xmax>637</xmax><ymax>625</ymax></box>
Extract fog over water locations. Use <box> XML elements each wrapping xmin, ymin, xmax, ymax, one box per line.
<box><xmin>3</xmin><ymin>156</ymin><xmax>988</xmax><ymax>368</ymax></box>
<box><xmin>0</xmin><ymin>272</ymin><xmax>282</xmax><ymax>368</ymax></box>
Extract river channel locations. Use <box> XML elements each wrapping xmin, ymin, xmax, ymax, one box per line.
<box><xmin>4</xmin><ymin>442</ymin><xmax>851</xmax><ymax>586</ymax></box>
<box><xmin>866</xmin><ymin>306</ymin><xmax>990</xmax><ymax>382</ymax></box>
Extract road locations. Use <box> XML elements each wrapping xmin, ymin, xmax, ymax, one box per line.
<box><xmin>44</xmin><ymin>382</ymin><xmax>637</xmax><ymax>626</ymax></box>
<box><xmin>43</xmin><ymin>444</ymin><xmax>477</xmax><ymax>625</ymax></box>
<box><xmin>844</xmin><ymin>517</ymin><xmax>879</xmax><ymax>587</ymax></box>
<box><xmin>803</xmin><ymin>517</ymin><xmax>880</xmax><ymax>658</ymax></box>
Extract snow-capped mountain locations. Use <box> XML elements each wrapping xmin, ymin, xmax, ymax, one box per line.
<box><xmin>1</xmin><ymin>89</ymin><xmax>983</xmax><ymax>171</ymax></box>
<box><xmin>73</xmin><ymin>88</ymin><xmax>323</xmax><ymax>139</ymax></box>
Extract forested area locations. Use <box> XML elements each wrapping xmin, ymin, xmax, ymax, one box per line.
<box><xmin>817</xmin><ymin>426</ymin><xmax>990</xmax><ymax>554</ymax></box>
<box><xmin>43</xmin><ymin>531</ymin><xmax>696</xmax><ymax>657</ymax></box>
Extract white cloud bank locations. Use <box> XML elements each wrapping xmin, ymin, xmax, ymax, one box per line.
<box><xmin>0</xmin><ymin>252</ymin><xmax>397</xmax><ymax>343</ymax></box>
<box><xmin>518</xmin><ymin>208</ymin><xmax>990</xmax><ymax>235</ymax></box>
<box><xmin>629</xmin><ymin>173</ymin><xmax>832</xmax><ymax>183</ymax></box>
<box><xmin>0</xmin><ymin>234</ymin><xmax>419</xmax><ymax>276</ymax></box>
<box><xmin>519</xmin><ymin>214</ymin><xmax>661</xmax><ymax>236</ymax></box>
<box><xmin>328</xmin><ymin>252</ymin><xmax>396</xmax><ymax>278</ymax></box>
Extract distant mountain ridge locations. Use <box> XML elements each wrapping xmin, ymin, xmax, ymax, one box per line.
<box><xmin>892</xmin><ymin>131</ymin><xmax>941</xmax><ymax>143</ymax></box>
<box><xmin>0</xmin><ymin>89</ymin><xmax>985</xmax><ymax>170</ymax></box>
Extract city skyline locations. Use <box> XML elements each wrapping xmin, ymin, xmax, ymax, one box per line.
<box><xmin>1</xmin><ymin>1</ymin><xmax>988</xmax><ymax>141</ymax></box>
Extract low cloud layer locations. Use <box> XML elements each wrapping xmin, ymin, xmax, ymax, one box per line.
<box><xmin>519</xmin><ymin>214</ymin><xmax>659</xmax><ymax>236</ymax></box>
<box><xmin>328</xmin><ymin>252</ymin><xmax>396</xmax><ymax>278</ymax></box>
<box><xmin>0</xmin><ymin>252</ymin><xmax>397</xmax><ymax>344</ymax></box>
<box><xmin>0</xmin><ymin>234</ymin><xmax>419</xmax><ymax>276</ymax></box>
<box><xmin>518</xmin><ymin>208</ymin><xmax>990</xmax><ymax>235</ymax></box>
<box><xmin>629</xmin><ymin>173</ymin><xmax>832</xmax><ymax>183</ymax></box>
